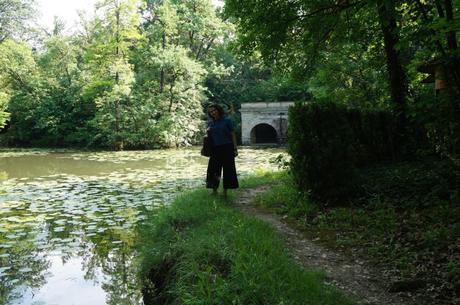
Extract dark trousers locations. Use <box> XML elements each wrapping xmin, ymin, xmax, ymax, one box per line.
<box><xmin>206</xmin><ymin>143</ymin><xmax>239</xmax><ymax>189</ymax></box>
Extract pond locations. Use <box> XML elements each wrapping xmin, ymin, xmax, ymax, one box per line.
<box><xmin>0</xmin><ymin>148</ymin><xmax>285</xmax><ymax>305</ymax></box>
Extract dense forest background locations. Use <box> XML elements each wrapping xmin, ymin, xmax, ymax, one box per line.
<box><xmin>0</xmin><ymin>0</ymin><xmax>459</xmax><ymax>154</ymax></box>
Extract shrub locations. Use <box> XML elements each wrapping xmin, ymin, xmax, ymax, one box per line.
<box><xmin>288</xmin><ymin>101</ymin><xmax>358</xmax><ymax>204</ymax></box>
<box><xmin>287</xmin><ymin>100</ymin><xmax>422</xmax><ymax>204</ymax></box>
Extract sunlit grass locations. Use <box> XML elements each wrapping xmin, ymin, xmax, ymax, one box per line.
<box><xmin>238</xmin><ymin>168</ymin><xmax>285</xmax><ymax>188</ymax></box>
<box><xmin>137</xmin><ymin>185</ymin><xmax>354</xmax><ymax>305</ymax></box>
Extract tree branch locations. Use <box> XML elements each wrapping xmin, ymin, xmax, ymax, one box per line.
<box><xmin>297</xmin><ymin>0</ymin><xmax>366</xmax><ymax>20</ymax></box>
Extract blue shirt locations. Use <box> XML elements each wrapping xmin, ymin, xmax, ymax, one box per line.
<box><xmin>208</xmin><ymin>117</ymin><xmax>234</xmax><ymax>146</ymax></box>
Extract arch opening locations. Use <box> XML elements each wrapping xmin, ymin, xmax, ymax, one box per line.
<box><xmin>250</xmin><ymin>123</ymin><xmax>277</xmax><ymax>144</ymax></box>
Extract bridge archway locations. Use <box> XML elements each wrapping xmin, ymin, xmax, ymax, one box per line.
<box><xmin>250</xmin><ymin>123</ymin><xmax>278</xmax><ymax>144</ymax></box>
<box><xmin>240</xmin><ymin>102</ymin><xmax>294</xmax><ymax>145</ymax></box>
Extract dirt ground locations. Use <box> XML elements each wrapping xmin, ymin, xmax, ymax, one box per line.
<box><xmin>234</xmin><ymin>186</ymin><xmax>417</xmax><ymax>305</ymax></box>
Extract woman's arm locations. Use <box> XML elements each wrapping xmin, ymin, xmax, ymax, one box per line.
<box><xmin>231</xmin><ymin>131</ymin><xmax>238</xmax><ymax>157</ymax></box>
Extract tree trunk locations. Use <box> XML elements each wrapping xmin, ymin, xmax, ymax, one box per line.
<box><xmin>160</xmin><ymin>32</ymin><xmax>166</xmax><ymax>93</ymax></box>
<box><xmin>443</xmin><ymin>0</ymin><xmax>460</xmax><ymax>94</ymax></box>
<box><xmin>376</xmin><ymin>0</ymin><xmax>408</xmax><ymax>157</ymax></box>
<box><xmin>376</xmin><ymin>0</ymin><xmax>407</xmax><ymax>117</ymax></box>
<box><xmin>115</xmin><ymin>2</ymin><xmax>122</xmax><ymax>150</ymax></box>
<box><xmin>443</xmin><ymin>0</ymin><xmax>457</xmax><ymax>50</ymax></box>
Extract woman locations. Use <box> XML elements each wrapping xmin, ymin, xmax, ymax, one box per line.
<box><xmin>206</xmin><ymin>104</ymin><xmax>239</xmax><ymax>197</ymax></box>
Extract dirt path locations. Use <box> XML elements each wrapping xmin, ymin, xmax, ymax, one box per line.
<box><xmin>234</xmin><ymin>186</ymin><xmax>413</xmax><ymax>305</ymax></box>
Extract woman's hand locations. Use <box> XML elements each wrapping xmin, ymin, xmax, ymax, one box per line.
<box><xmin>231</xmin><ymin>132</ymin><xmax>238</xmax><ymax>157</ymax></box>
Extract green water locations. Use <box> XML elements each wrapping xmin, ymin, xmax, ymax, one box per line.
<box><xmin>0</xmin><ymin>148</ymin><xmax>285</xmax><ymax>305</ymax></box>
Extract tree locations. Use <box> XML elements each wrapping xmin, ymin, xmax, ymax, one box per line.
<box><xmin>407</xmin><ymin>0</ymin><xmax>460</xmax><ymax>156</ymax></box>
<box><xmin>410</xmin><ymin>0</ymin><xmax>460</xmax><ymax>94</ymax></box>
<box><xmin>225</xmin><ymin>0</ymin><xmax>460</xmax><ymax>154</ymax></box>
<box><xmin>130</xmin><ymin>0</ymin><xmax>227</xmax><ymax>147</ymax></box>
<box><xmin>82</xmin><ymin>0</ymin><xmax>141</xmax><ymax>149</ymax></box>
<box><xmin>0</xmin><ymin>0</ymin><xmax>37</xmax><ymax>42</ymax></box>
<box><xmin>34</xmin><ymin>35</ymin><xmax>89</xmax><ymax>146</ymax></box>
<box><xmin>0</xmin><ymin>92</ymin><xmax>10</xmax><ymax>129</ymax></box>
<box><xmin>224</xmin><ymin>0</ymin><xmax>405</xmax><ymax>108</ymax></box>
<box><xmin>0</xmin><ymin>0</ymin><xmax>234</xmax><ymax>148</ymax></box>
<box><xmin>0</xmin><ymin>39</ymin><xmax>41</xmax><ymax>143</ymax></box>
<box><xmin>375</xmin><ymin>0</ymin><xmax>408</xmax><ymax>118</ymax></box>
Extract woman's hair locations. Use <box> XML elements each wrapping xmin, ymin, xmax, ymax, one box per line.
<box><xmin>207</xmin><ymin>104</ymin><xmax>225</xmax><ymax>118</ymax></box>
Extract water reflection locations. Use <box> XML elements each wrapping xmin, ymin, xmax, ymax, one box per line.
<box><xmin>15</xmin><ymin>255</ymin><xmax>106</xmax><ymax>305</ymax></box>
<box><xmin>0</xmin><ymin>148</ymin><xmax>286</xmax><ymax>305</ymax></box>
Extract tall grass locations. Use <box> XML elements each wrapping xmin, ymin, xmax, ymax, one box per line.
<box><xmin>137</xmin><ymin>182</ymin><xmax>353</xmax><ymax>305</ymax></box>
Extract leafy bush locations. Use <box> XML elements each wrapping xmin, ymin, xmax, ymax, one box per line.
<box><xmin>345</xmin><ymin>108</ymin><xmax>399</xmax><ymax>166</ymax></box>
<box><xmin>411</xmin><ymin>94</ymin><xmax>460</xmax><ymax>159</ymax></box>
<box><xmin>288</xmin><ymin>101</ymin><xmax>358</xmax><ymax>204</ymax></box>
<box><xmin>287</xmin><ymin>101</ymin><xmax>424</xmax><ymax>204</ymax></box>
<box><xmin>359</xmin><ymin>159</ymin><xmax>460</xmax><ymax>207</ymax></box>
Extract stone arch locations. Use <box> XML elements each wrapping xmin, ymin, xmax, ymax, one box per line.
<box><xmin>250</xmin><ymin>123</ymin><xmax>278</xmax><ymax>144</ymax></box>
<box><xmin>240</xmin><ymin>102</ymin><xmax>294</xmax><ymax>145</ymax></box>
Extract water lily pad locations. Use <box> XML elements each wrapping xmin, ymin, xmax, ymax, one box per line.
<box><xmin>0</xmin><ymin>266</ymin><xmax>11</xmax><ymax>273</ymax></box>
<box><xmin>0</xmin><ymin>147</ymin><xmax>284</xmax><ymax>295</ymax></box>
<box><xmin>54</xmin><ymin>219</ymin><xmax>67</xmax><ymax>225</ymax></box>
<box><xmin>86</xmin><ymin>225</ymin><xmax>97</xmax><ymax>231</ymax></box>
<box><xmin>4</xmin><ymin>216</ymin><xmax>22</xmax><ymax>223</ymax></box>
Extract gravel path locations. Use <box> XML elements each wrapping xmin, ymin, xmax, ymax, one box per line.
<box><xmin>234</xmin><ymin>186</ymin><xmax>414</xmax><ymax>305</ymax></box>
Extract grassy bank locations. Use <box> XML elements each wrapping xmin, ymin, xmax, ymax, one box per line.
<box><xmin>137</xmin><ymin>172</ymin><xmax>354</xmax><ymax>305</ymax></box>
<box><xmin>254</xmin><ymin>162</ymin><xmax>459</xmax><ymax>305</ymax></box>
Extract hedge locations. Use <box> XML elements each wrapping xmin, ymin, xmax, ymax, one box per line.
<box><xmin>287</xmin><ymin>101</ymin><xmax>410</xmax><ymax>204</ymax></box>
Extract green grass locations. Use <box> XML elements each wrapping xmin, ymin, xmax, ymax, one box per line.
<box><xmin>137</xmin><ymin>181</ymin><xmax>354</xmax><ymax>305</ymax></box>
<box><xmin>238</xmin><ymin>168</ymin><xmax>286</xmax><ymax>188</ymax></box>
<box><xmin>253</xmin><ymin>163</ymin><xmax>460</xmax><ymax>305</ymax></box>
<box><xmin>251</xmin><ymin>171</ymin><xmax>317</xmax><ymax>219</ymax></box>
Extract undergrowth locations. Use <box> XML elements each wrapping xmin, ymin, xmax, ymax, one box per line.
<box><xmin>254</xmin><ymin>161</ymin><xmax>460</xmax><ymax>305</ymax></box>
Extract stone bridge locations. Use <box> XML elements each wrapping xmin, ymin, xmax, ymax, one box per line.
<box><xmin>240</xmin><ymin>102</ymin><xmax>294</xmax><ymax>145</ymax></box>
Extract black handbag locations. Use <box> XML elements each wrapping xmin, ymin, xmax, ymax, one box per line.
<box><xmin>201</xmin><ymin>134</ymin><xmax>212</xmax><ymax>157</ymax></box>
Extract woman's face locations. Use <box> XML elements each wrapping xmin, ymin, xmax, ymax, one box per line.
<box><xmin>208</xmin><ymin>107</ymin><xmax>219</xmax><ymax>120</ymax></box>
